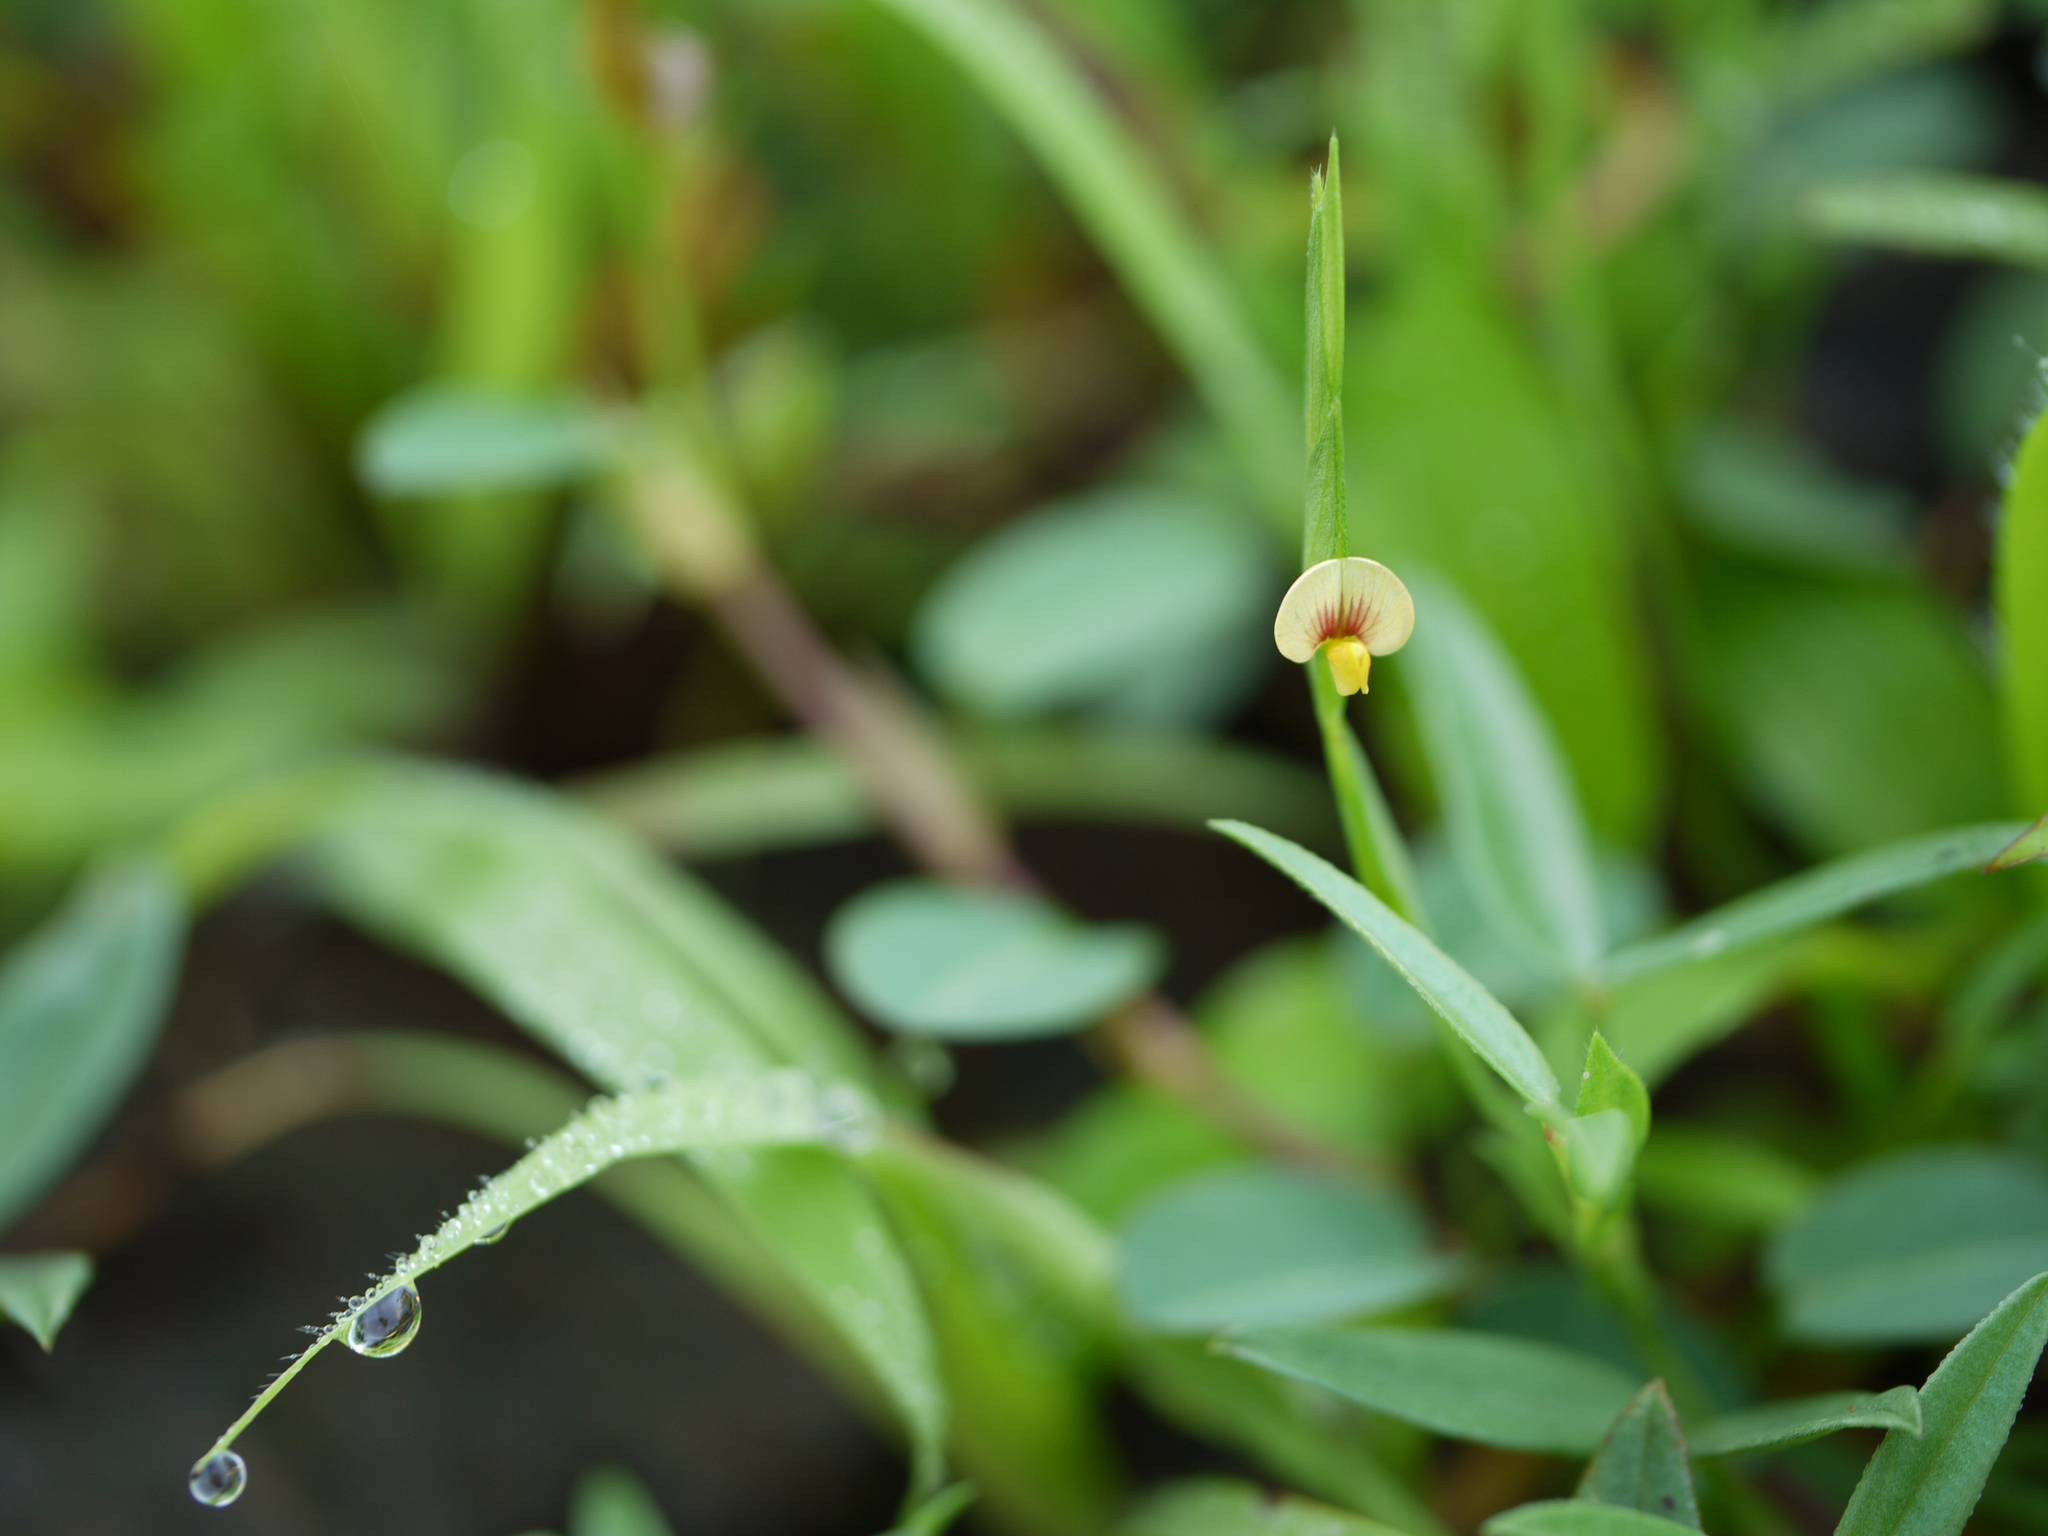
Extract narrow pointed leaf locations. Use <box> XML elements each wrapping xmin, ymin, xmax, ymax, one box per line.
<box><xmin>1600</xmin><ymin>823</ymin><xmax>2026</xmax><ymax>986</ymax></box>
<box><xmin>1577</xmin><ymin>1035</ymin><xmax>1650</xmax><ymax>1147</ymax></box>
<box><xmin>1219</xmin><ymin>1326</ymin><xmax>1641</xmax><ymax>1455</ymax></box>
<box><xmin>0</xmin><ymin>858</ymin><xmax>186</xmax><ymax>1228</ymax></box>
<box><xmin>1483</xmin><ymin>1503</ymin><xmax>1699</xmax><ymax>1536</ymax></box>
<box><xmin>1212</xmin><ymin>820</ymin><xmax>1560</xmax><ymax>1108</ymax></box>
<box><xmin>1402</xmin><ymin>575</ymin><xmax>1604</xmax><ymax>980</ymax></box>
<box><xmin>1807</xmin><ymin>172</ymin><xmax>2048</xmax><ymax>268</ymax></box>
<box><xmin>1303</xmin><ymin>139</ymin><xmax>1347</xmax><ymax>568</ymax></box>
<box><xmin>0</xmin><ymin>1251</ymin><xmax>94</xmax><ymax>1351</ymax></box>
<box><xmin>1688</xmin><ymin>1387</ymin><xmax>1921</xmax><ymax>1458</ymax></box>
<box><xmin>1576</xmin><ymin>1381</ymin><xmax>1699</xmax><ymax>1529</ymax></box>
<box><xmin>881</xmin><ymin>1482</ymin><xmax>979</xmax><ymax>1536</ymax></box>
<box><xmin>2002</xmin><ymin>401</ymin><xmax>2048</xmax><ymax>812</ymax></box>
<box><xmin>1836</xmin><ymin>1271</ymin><xmax>2048</xmax><ymax>1536</ymax></box>
<box><xmin>1121</xmin><ymin>1477</ymin><xmax>1410</xmax><ymax>1536</ymax></box>
<box><xmin>1989</xmin><ymin>812</ymin><xmax>2048</xmax><ymax>871</ymax></box>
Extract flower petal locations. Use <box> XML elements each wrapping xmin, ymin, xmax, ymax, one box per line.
<box><xmin>1273</xmin><ymin>557</ymin><xmax>1415</xmax><ymax>662</ymax></box>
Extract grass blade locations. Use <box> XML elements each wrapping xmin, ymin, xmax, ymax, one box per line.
<box><xmin>1836</xmin><ymin>1272</ymin><xmax>2048</xmax><ymax>1536</ymax></box>
<box><xmin>1304</xmin><ymin>137</ymin><xmax>1346</xmax><ymax>568</ymax></box>
<box><xmin>1212</xmin><ymin>819</ymin><xmax>1560</xmax><ymax>1109</ymax></box>
<box><xmin>1989</xmin><ymin>812</ymin><xmax>2048</xmax><ymax>871</ymax></box>
<box><xmin>2000</xmin><ymin>405</ymin><xmax>2048</xmax><ymax>814</ymax></box>
<box><xmin>1599</xmin><ymin>823</ymin><xmax>2026</xmax><ymax>986</ymax></box>
<box><xmin>1688</xmin><ymin>1387</ymin><xmax>1921</xmax><ymax>1458</ymax></box>
<box><xmin>1218</xmin><ymin>1325</ymin><xmax>1642</xmax><ymax>1456</ymax></box>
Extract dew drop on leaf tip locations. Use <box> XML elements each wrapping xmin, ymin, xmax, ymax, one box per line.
<box><xmin>346</xmin><ymin>1283</ymin><xmax>422</xmax><ymax>1358</ymax></box>
<box><xmin>188</xmin><ymin>1450</ymin><xmax>247</xmax><ymax>1507</ymax></box>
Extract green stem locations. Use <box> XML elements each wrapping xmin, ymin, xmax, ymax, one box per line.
<box><xmin>1310</xmin><ymin>658</ymin><xmax>1428</xmax><ymax>931</ymax></box>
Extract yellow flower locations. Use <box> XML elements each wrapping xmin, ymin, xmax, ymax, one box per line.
<box><xmin>1272</xmin><ymin>556</ymin><xmax>1415</xmax><ymax>695</ymax></box>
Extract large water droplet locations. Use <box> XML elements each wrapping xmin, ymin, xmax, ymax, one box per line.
<box><xmin>476</xmin><ymin>1223</ymin><xmax>509</xmax><ymax>1246</ymax></box>
<box><xmin>188</xmin><ymin>1450</ymin><xmax>247</xmax><ymax>1507</ymax></box>
<box><xmin>346</xmin><ymin>1283</ymin><xmax>422</xmax><ymax>1357</ymax></box>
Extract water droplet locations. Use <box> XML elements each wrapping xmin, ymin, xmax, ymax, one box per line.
<box><xmin>346</xmin><ymin>1283</ymin><xmax>422</xmax><ymax>1358</ymax></box>
<box><xmin>188</xmin><ymin>1450</ymin><xmax>247</xmax><ymax>1507</ymax></box>
<box><xmin>476</xmin><ymin>1223</ymin><xmax>509</xmax><ymax>1246</ymax></box>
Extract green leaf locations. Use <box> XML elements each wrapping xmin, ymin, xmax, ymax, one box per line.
<box><xmin>196</xmin><ymin>1067</ymin><xmax>867</xmax><ymax>1464</ymax></box>
<box><xmin>1807</xmin><ymin>172</ymin><xmax>2048</xmax><ymax>267</ymax></box>
<box><xmin>1219</xmin><ymin>1326</ymin><xmax>1642</xmax><ymax>1455</ymax></box>
<box><xmin>1767</xmin><ymin>1147</ymin><xmax>2048</xmax><ymax>1344</ymax></box>
<box><xmin>1558</xmin><ymin>1110</ymin><xmax>1638</xmax><ymax>1213</ymax></box>
<box><xmin>1577</xmin><ymin>1035</ymin><xmax>1649</xmax><ymax>1148</ymax></box>
<box><xmin>304</xmin><ymin>762</ymin><xmax>945</xmax><ymax>1497</ymax></box>
<box><xmin>1634</xmin><ymin>1128</ymin><xmax>1819</xmax><ymax>1232</ymax></box>
<box><xmin>357</xmin><ymin>385</ymin><xmax>608</xmax><ymax>496</ymax></box>
<box><xmin>1575</xmin><ymin>1381</ymin><xmax>1699</xmax><ymax>1529</ymax></box>
<box><xmin>1402</xmin><ymin>574</ymin><xmax>1604</xmax><ymax>981</ymax></box>
<box><xmin>1678</xmin><ymin>423</ymin><xmax>1913</xmax><ymax>577</ymax></box>
<box><xmin>1600</xmin><ymin>940</ymin><xmax>1808</xmax><ymax>1086</ymax></box>
<box><xmin>1118</xmin><ymin>1165</ymin><xmax>1458</xmax><ymax>1333</ymax></box>
<box><xmin>1836</xmin><ymin>1271</ymin><xmax>2048</xmax><ymax>1536</ymax></box>
<box><xmin>880</xmin><ymin>1482</ymin><xmax>980</xmax><ymax>1536</ymax></box>
<box><xmin>2001</xmin><ymin>405</ymin><xmax>2048</xmax><ymax>814</ymax></box>
<box><xmin>1990</xmin><ymin>813</ymin><xmax>2048</xmax><ymax>871</ymax></box>
<box><xmin>866</xmin><ymin>0</ymin><xmax>1297</xmax><ymax>522</ymax></box>
<box><xmin>1211</xmin><ymin>820</ymin><xmax>1561</xmax><ymax>1110</ymax></box>
<box><xmin>1303</xmin><ymin>137</ymin><xmax>1346</xmax><ymax>569</ymax></box>
<box><xmin>1120</xmin><ymin>1477</ymin><xmax>1410</xmax><ymax>1536</ymax></box>
<box><xmin>911</xmin><ymin>487</ymin><xmax>1273</xmax><ymax>725</ymax></box>
<box><xmin>570</xmin><ymin>1465</ymin><xmax>675</xmax><ymax>1536</ymax></box>
<box><xmin>1688</xmin><ymin>1387</ymin><xmax>1922</xmax><ymax>1458</ymax></box>
<box><xmin>825</xmin><ymin>880</ymin><xmax>1163</xmax><ymax>1040</ymax></box>
<box><xmin>1599</xmin><ymin>824</ymin><xmax>2025</xmax><ymax>986</ymax></box>
<box><xmin>1482</xmin><ymin>1503</ymin><xmax>1701</xmax><ymax>1536</ymax></box>
<box><xmin>0</xmin><ymin>858</ymin><xmax>185</xmax><ymax>1228</ymax></box>
<box><xmin>0</xmin><ymin>1251</ymin><xmax>93</xmax><ymax>1351</ymax></box>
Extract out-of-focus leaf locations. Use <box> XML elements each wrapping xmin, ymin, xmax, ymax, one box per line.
<box><xmin>866</xmin><ymin>0</ymin><xmax>1297</xmax><ymax>520</ymax></box>
<box><xmin>1678</xmin><ymin>424</ymin><xmax>1912</xmax><ymax>576</ymax></box>
<box><xmin>0</xmin><ymin>1251</ymin><xmax>93</xmax><ymax>1351</ymax></box>
<box><xmin>357</xmin><ymin>385</ymin><xmax>609</xmax><ymax>496</ymax></box>
<box><xmin>0</xmin><ymin>859</ymin><xmax>185</xmax><ymax>1228</ymax></box>
<box><xmin>2001</xmin><ymin>400</ymin><xmax>2048</xmax><ymax>814</ymax></box>
<box><xmin>1600</xmin><ymin>824</ymin><xmax>2022</xmax><ymax>986</ymax></box>
<box><xmin>1807</xmin><ymin>172</ymin><xmax>2048</xmax><ymax>267</ymax></box>
<box><xmin>1766</xmin><ymin>1147</ymin><xmax>2048</xmax><ymax>1343</ymax></box>
<box><xmin>1219</xmin><ymin>1326</ymin><xmax>1642</xmax><ymax>1455</ymax></box>
<box><xmin>569</xmin><ymin>1464</ymin><xmax>676</xmax><ymax>1536</ymax></box>
<box><xmin>305</xmin><ymin>762</ymin><xmax>945</xmax><ymax>1496</ymax></box>
<box><xmin>1351</xmin><ymin>275</ymin><xmax>1659</xmax><ymax>844</ymax></box>
<box><xmin>825</xmin><ymin>881</ymin><xmax>1162</xmax><ymax>1040</ymax></box>
<box><xmin>1482</xmin><ymin>1504</ymin><xmax>1700</xmax><ymax>1536</ymax></box>
<box><xmin>1118</xmin><ymin>1165</ymin><xmax>1457</xmax><ymax>1333</ymax></box>
<box><xmin>1558</xmin><ymin>1110</ymin><xmax>1637</xmax><ymax>1213</ymax></box>
<box><xmin>1403</xmin><ymin>575</ymin><xmax>1604</xmax><ymax>981</ymax></box>
<box><xmin>1119</xmin><ymin>1478</ymin><xmax>1409</xmax><ymax>1536</ymax></box>
<box><xmin>582</xmin><ymin>727</ymin><xmax>1339</xmax><ymax>862</ymax></box>
<box><xmin>1689</xmin><ymin>1387</ymin><xmax>1921</xmax><ymax>1458</ymax></box>
<box><xmin>1991</xmin><ymin>814</ymin><xmax>2048</xmax><ymax>871</ymax></box>
<box><xmin>866</xmin><ymin>1135</ymin><xmax>1120</xmax><ymax>1536</ymax></box>
<box><xmin>912</xmin><ymin>487</ymin><xmax>1273</xmax><ymax>726</ymax></box>
<box><xmin>1937</xmin><ymin>267</ymin><xmax>2048</xmax><ymax>471</ymax></box>
<box><xmin>1836</xmin><ymin>1272</ymin><xmax>2048</xmax><ymax>1536</ymax></box>
<box><xmin>880</xmin><ymin>1483</ymin><xmax>980</xmax><ymax>1536</ymax></box>
<box><xmin>1700</xmin><ymin>573</ymin><xmax>2005</xmax><ymax>858</ymax></box>
<box><xmin>1769</xmin><ymin>0</ymin><xmax>1995</xmax><ymax>99</ymax></box>
<box><xmin>1599</xmin><ymin>939</ymin><xmax>1806</xmax><ymax>1086</ymax></box>
<box><xmin>1575</xmin><ymin>1381</ymin><xmax>1698</xmax><ymax>1529</ymax></box>
<box><xmin>1212</xmin><ymin>821</ymin><xmax>1561</xmax><ymax>1110</ymax></box>
<box><xmin>1634</xmin><ymin>1129</ymin><xmax>1819</xmax><ymax>1231</ymax></box>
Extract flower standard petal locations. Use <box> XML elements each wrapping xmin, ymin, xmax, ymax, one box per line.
<box><xmin>1273</xmin><ymin>557</ymin><xmax>1415</xmax><ymax>665</ymax></box>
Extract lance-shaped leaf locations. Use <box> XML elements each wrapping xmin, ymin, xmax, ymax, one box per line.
<box><xmin>0</xmin><ymin>1251</ymin><xmax>94</xmax><ymax>1351</ymax></box>
<box><xmin>1120</xmin><ymin>1477</ymin><xmax>1410</xmax><ymax>1536</ymax></box>
<box><xmin>1218</xmin><ymin>1326</ymin><xmax>1641</xmax><ymax>1455</ymax></box>
<box><xmin>1688</xmin><ymin>1387</ymin><xmax>1921</xmax><ymax>1458</ymax></box>
<box><xmin>0</xmin><ymin>858</ymin><xmax>186</xmax><ymax>1228</ymax></box>
<box><xmin>1599</xmin><ymin>823</ymin><xmax>2026</xmax><ymax>986</ymax></box>
<box><xmin>1990</xmin><ymin>812</ymin><xmax>2048</xmax><ymax>871</ymax></box>
<box><xmin>1836</xmin><ymin>1271</ymin><xmax>2048</xmax><ymax>1536</ymax></box>
<box><xmin>1212</xmin><ymin>820</ymin><xmax>1560</xmax><ymax>1110</ymax></box>
<box><xmin>357</xmin><ymin>385</ymin><xmax>610</xmax><ymax>496</ymax></box>
<box><xmin>1807</xmin><ymin>172</ymin><xmax>2048</xmax><ymax>268</ymax></box>
<box><xmin>1401</xmin><ymin>575</ymin><xmax>1604</xmax><ymax>982</ymax></box>
<box><xmin>193</xmin><ymin>1069</ymin><xmax>868</xmax><ymax>1473</ymax></box>
<box><xmin>1575</xmin><ymin>1381</ymin><xmax>1699</xmax><ymax>1529</ymax></box>
<box><xmin>1483</xmin><ymin>1504</ymin><xmax>1699</xmax><ymax>1536</ymax></box>
<box><xmin>1560</xmin><ymin>1035</ymin><xmax>1652</xmax><ymax>1210</ymax></box>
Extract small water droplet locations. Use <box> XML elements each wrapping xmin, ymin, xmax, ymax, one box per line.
<box><xmin>476</xmin><ymin>1223</ymin><xmax>509</xmax><ymax>1246</ymax></box>
<box><xmin>346</xmin><ymin>1283</ymin><xmax>422</xmax><ymax>1358</ymax></box>
<box><xmin>188</xmin><ymin>1450</ymin><xmax>247</xmax><ymax>1507</ymax></box>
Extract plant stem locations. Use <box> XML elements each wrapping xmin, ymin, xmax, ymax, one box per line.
<box><xmin>1309</xmin><ymin>657</ymin><xmax>1428</xmax><ymax>930</ymax></box>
